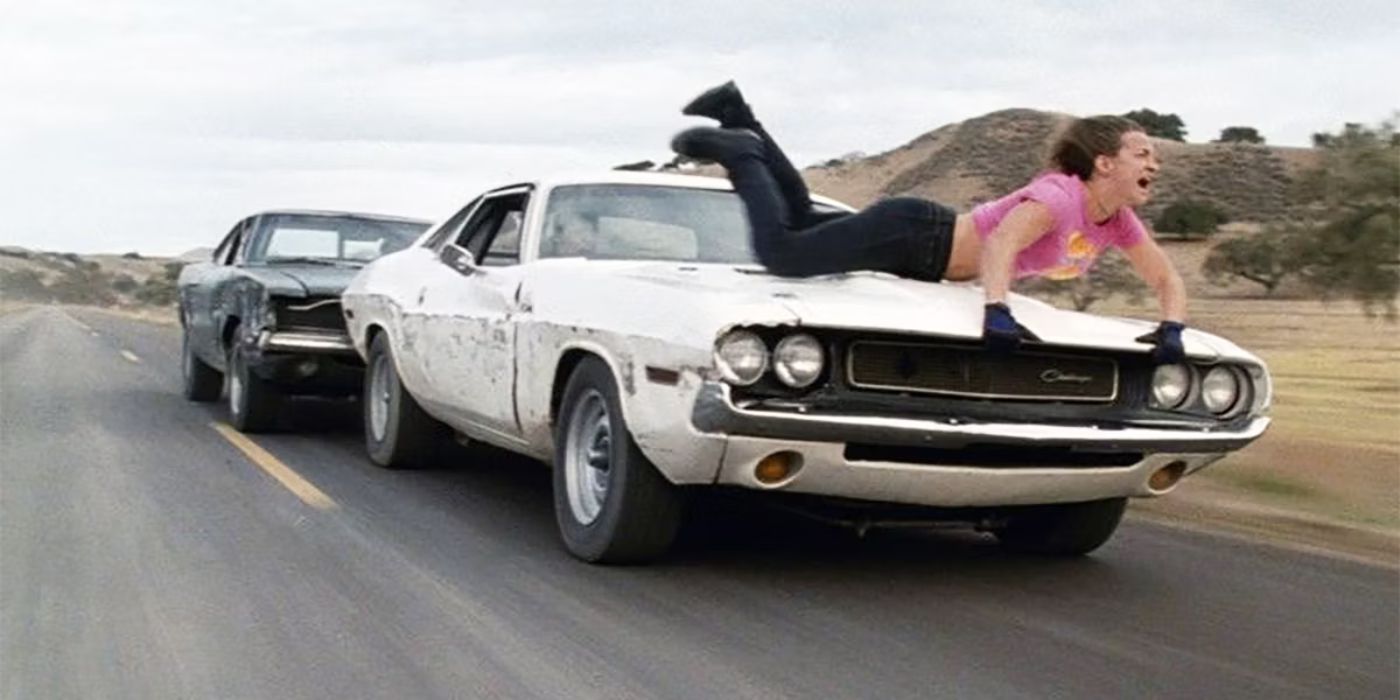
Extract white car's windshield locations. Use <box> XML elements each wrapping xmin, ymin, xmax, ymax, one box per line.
<box><xmin>249</xmin><ymin>214</ymin><xmax>429</xmax><ymax>264</ymax></box>
<box><xmin>541</xmin><ymin>185</ymin><xmax>758</xmax><ymax>264</ymax></box>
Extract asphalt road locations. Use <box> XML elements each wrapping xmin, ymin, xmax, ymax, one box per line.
<box><xmin>2</xmin><ymin>306</ymin><xmax>1396</xmax><ymax>700</ymax></box>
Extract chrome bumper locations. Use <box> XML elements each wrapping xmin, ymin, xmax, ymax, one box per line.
<box><xmin>257</xmin><ymin>329</ymin><xmax>357</xmax><ymax>355</ymax></box>
<box><xmin>690</xmin><ymin>382</ymin><xmax>1270</xmax><ymax>453</ymax></box>
<box><xmin>688</xmin><ymin>382</ymin><xmax>1269</xmax><ymax>507</ymax></box>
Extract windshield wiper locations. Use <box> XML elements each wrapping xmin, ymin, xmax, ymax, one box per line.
<box><xmin>263</xmin><ymin>256</ymin><xmax>362</xmax><ymax>267</ymax></box>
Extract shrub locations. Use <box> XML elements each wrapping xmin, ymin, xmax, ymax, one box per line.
<box><xmin>48</xmin><ymin>267</ymin><xmax>117</xmax><ymax>306</ymax></box>
<box><xmin>0</xmin><ymin>269</ymin><xmax>52</xmax><ymax>301</ymax></box>
<box><xmin>134</xmin><ymin>265</ymin><xmax>181</xmax><ymax>306</ymax></box>
<box><xmin>111</xmin><ymin>273</ymin><xmax>139</xmax><ymax>293</ymax></box>
<box><xmin>1153</xmin><ymin>201</ymin><xmax>1229</xmax><ymax>238</ymax></box>
<box><xmin>1216</xmin><ymin>126</ymin><xmax>1265</xmax><ymax>144</ymax></box>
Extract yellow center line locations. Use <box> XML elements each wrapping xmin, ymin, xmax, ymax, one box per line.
<box><xmin>210</xmin><ymin>422</ymin><xmax>339</xmax><ymax>511</ymax></box>
<box><xmin>119</xmin><ymin>350</ymin><xmax>141</xmax><ymax>364</ymax></box>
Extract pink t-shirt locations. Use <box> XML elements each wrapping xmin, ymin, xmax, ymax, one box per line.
<box><xmin>971</xmin><ymin>171</ymin><xmax>1148</xmax><ymax>280</ymax></box>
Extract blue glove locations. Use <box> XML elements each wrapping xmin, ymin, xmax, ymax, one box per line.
<box><xmin>984</xmin><ymin>303</ymin><xmax>1037</xmax><ymax>354</ymax></box>
<box><xmin>1136</xmin><ymin>321</ymin><xmax>1186</xmax><ymax>364</ymax></box>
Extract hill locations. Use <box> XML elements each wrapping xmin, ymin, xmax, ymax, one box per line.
<box><xmin>801</xmin><ymin>108</ymin><xmax>1320</xmax><ymax>225</ymax></box>
<box><xmin>0</xmin><ymin>247</ymin><xmax>179</xmax><ymax>308</ymax></box>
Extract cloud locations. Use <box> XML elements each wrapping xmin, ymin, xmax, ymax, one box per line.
<box><xmin>0</xmin><ymin>0</ymin><xmax>1396</xmax><ymax>253</ymax></box>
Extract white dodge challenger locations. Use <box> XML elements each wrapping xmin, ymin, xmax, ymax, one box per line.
<box><xmin>341</xmin><ymin>171</ymin><xmax>1271</xmax><ymax>563</ymax></box>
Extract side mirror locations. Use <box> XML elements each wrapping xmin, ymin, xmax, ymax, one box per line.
<box><xmin>440</xmin><ymin>245</ymin><xmax>476</xmax><ymax>274</ymax></box>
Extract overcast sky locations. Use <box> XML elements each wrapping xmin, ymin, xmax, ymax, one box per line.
<box><xmin>1</xmin><ymin>0</ymin><xmax>1396</xmax><ymax>255</ymax></box>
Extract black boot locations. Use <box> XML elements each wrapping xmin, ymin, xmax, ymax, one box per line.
<box><xmin>670</xmin><ymin>126</ymin><xmax>764</xmax><ymax>165</ymax></box>
<box><xmin>681</xmin><ymin>80</ymin><xmax>756</xmax><ymax>128</ymax></box>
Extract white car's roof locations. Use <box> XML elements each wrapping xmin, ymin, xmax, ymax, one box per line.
<box><xmin>539</xmin><ymin>170</ymin><xmax>735</xmax><ymax>190</ymax></box>
<box><xmin>253</xmin><ymin>209</ymin><xmax>433</xmax><ymax>225</ymax></box>
<box><xmin>497</xmin><ymin>171</ymin><xmax>854</xmax><ymax>210</ymax></box>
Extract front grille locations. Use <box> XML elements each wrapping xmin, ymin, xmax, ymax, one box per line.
<box><xmin>274</xmin><ymin>297</ymin><xmax>346</xmax><ymax>332</ymax></box>
<box><xmin>844</xmin><ymin>443</ymin><xmax>1143</xmax><ymax>468</ymax></box>
<box><xmin>846</xmin><ymin>341</ymin><xmax>1118</xmax><ymax>402</ymax></box>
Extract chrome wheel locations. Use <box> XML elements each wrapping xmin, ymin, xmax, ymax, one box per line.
<box><xmin>564</xmin><ymin>388</ymin><xmax>611</xmax><ymax>525</ymax></box>
<box><xmin>368</xmin><ymin>352</ymin><xmax>391</xmax><ymax>442</ymax></box>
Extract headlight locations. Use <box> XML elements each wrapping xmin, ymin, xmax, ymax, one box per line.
<box><xmin>773</xmin><ymin>334</ymin><xmax>824</xmax><ymax>388</ymax></box>
<box><xmin>1202</xmin><ymin>366</ymin><xmax>1242</xmax><ymax>414</ymax></box>
<box><xmin>714</xmin><ymin>330</ymin><xmax>768</xmax><ymax>385</ymax></box>
<box><xmin>1151</xmin><ymin>364</ymin><xmax>1192</xmax><ymax>409</ymax></box>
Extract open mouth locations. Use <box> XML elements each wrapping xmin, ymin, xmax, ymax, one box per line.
<box><xmin>1136</xmin><ymin>176</ymin><xmax>1153</xmax><ymax>193</ymax></box>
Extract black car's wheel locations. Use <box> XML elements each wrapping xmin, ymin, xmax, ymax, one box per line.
<box><xmin>364</xmin><ymin>331</ymin><xmax>442</xmax><ymax>469</ymax></box>
<box><xmin>182</xmin><ymin>327</ymin><xmax>222</xmax><ymax>402</ymax></box>
<box><xmin>994</xmin><ymin>497</ymin><xmax>1127</xmax><ymax>556</ymax></box>
<box><xmin>553</xmin><ymin>356</ymin><xmax>683</xmax><ymax>564</ymax></box>
<box><xmin>226</xmin><ymin>325</ymin><xmax>281</xmax><ymax>432</ymax></box>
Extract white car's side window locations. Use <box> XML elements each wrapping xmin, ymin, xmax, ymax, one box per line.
<box><xmin>448</xmin><ymin>192</ymin><xmax>528</xmax><ymax>268</ymax></box>
<box><xmin>423</xmin><ymin>198</ymin><xmax>480</xmax><ymax>252</ymax></box>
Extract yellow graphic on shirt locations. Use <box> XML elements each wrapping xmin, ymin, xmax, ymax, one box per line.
<box><xmin>1067</xmin><ymin>231</ymin><xmax>1097</xmax><ymax>258</ymax></box>
<box><xmin>1042</xmin><ymin>231</ymin><xmax>1101</xmax><ymax>281</ymax></box>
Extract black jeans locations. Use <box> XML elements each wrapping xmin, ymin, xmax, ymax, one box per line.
<box><xmin>724</xmin><ymin>122</ymin><xmax>957</xmax><ymax>281</ymax></box>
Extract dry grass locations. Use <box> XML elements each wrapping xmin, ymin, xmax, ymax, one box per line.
<box><xmin>1100</xmin><ymin>295</ymin><xmax>1400</xmax><ymax>537</ymax></box>
<box><xmin>0</xmin><ymin>299</ymin><xmax>36</xmax><ymax>316</ymax></box>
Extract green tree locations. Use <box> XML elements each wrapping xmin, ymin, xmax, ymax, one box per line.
<box><xmin>1122</xmin><ymin>108</ymin><xmax>1187</xmax><ymax>141</ymax></box>
<box><xmin>1216</xmin><ymin>126</ymin><xmax>1265</xmax><ymax>144</ymax></box>
<box><xmin>1202</xmin><ymin>226</ymin><xmax>1308</xmax><ymax>295</ymax></box>
<box><xmin>1292</xmin><ymin>118</ymin><xmax>1399</xmax><ymax>317</ymax></box>
<box><xmin>1154</xmin><ymin>200</ymin><xmax>1229</xmax><ymax>238</ymax></box>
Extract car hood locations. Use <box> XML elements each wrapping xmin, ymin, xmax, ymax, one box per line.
<box><xmin>584</xmin><ymin>263</ymin><xmax>1246</xmax><ymax>362</ymax></box>
<box><xmin>242</xmin><ymin>264</ymin><xmax>362</xmax><ymax>298</ymax></box>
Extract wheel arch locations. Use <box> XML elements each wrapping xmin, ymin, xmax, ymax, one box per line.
<box><xmin>364</xmin><ymin>322</ymin><xmax>386</xmax><ymax>348</ymax></box>
<box><xmin>549</xmin><ymin>343</ymin><xmax>631</xmax><ymax>429</ymax></box>
<box><xmin>220</xmin><ymin>315</ymin><xmax>241</xmax><ymax>351</ymax></box>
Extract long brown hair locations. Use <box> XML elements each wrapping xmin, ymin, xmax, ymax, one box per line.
<box><xmin>1050</xmin><ymin>116</ymin><xmax>1144</xmax><ymax>180</ymax></box>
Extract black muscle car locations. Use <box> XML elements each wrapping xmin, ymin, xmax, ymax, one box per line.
<box><xmin>178</xmin><ymin>210</ymin><xmax>431</xmax><ymax>431</ymax></box>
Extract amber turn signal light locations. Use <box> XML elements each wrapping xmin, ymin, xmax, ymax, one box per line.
<box><xmin>1149</xmin><ymin>461</ymin><xmax>1187</xmax><ymax>492</ymax></box>
<box><xmin>755</xmin><ymin>452</ymin><xmax>800</xmax><ymax>485</ymax></box>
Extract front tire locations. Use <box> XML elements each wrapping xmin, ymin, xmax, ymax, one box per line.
<box><xmin>364</xmin><ymin>331</ymin><xmax>442</xmax><ymax>469</ymax></box>
<box><xmin>994</xmin><ymin>498</ymin><xmax>1127</xmax><ymax>556</ymax></box>
<box><xmin>226</xmin><ymin>325</ymin><xmax>281</xmax><ymax>432</ymax></box>
<box><xmin>182</xmin><ymin>327</ymin><xmax>222</xmax><ymax>402</ymax></box>
<box><xmin>553</xmin><ymin>357</ymin><xmax>683</xmax><ymax>564</ymax></box>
